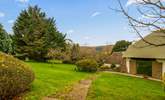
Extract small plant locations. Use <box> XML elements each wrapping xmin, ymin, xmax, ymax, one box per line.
<box><xmin>76</xmin><ymin>59</ymin><xmax>98</xmax><ymax>72</ymax></box>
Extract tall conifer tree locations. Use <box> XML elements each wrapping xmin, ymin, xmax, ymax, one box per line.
<box><xmin>13</xmin><ymin>5</ymin><xmax>66</xmax><ymax>61</ymax></box>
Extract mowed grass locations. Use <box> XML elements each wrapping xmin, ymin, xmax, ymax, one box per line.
<box><xmin>22</xmin><ymin>62</ymin><xmax>165</xmax><ymax>100</ymax></box>
<box><xmin>23</xmin><ymin>62</ymin><xmax>91</xmax><ymax>100</ymax></box>
<box><xmin>87</xmin><ymin>72</ymin><xmax>165</xmax><ymax>100</ymax></box>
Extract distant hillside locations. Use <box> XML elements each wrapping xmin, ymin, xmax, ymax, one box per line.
<box><xmin>80</xmin><ymin>45</ymin><xmax>114</xmax><ymax>53</ymax></box>
<box><xmin>79</xmin><ymin>45</ymin><xmax>114</xmax><ymax>61</ymax></box>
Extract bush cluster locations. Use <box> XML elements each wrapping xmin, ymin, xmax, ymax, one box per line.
<box><xmin>0</xmin><ymin>52</ymin><xmax>35</xmax><ymax>99</ymax></box>
<box><xmin>76</xmin><ymin>59</ymin><xmax>98</xmax><ymax>72</ymax></box>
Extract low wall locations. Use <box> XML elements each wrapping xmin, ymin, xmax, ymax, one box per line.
<box><xmin>129</xmin><ymin>59</ymin><xmax>136</xmax><ymax>75</ymax></box>
<box><xmin>152</xmin><ymin>61</ymin><xmax>162</xmax><ymax>79</ymax></box>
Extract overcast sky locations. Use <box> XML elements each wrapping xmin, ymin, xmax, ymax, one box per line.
<box><xmin>0</xmin><ymin>0</ymin><xmax>149</xmax><ymax>46</ymax></box>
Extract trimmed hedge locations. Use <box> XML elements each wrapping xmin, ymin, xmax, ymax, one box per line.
<box><xmin>0</xmin><ymin>52</ymin><xmax>35</xmax><ymax>99</ymax></box>
<box><xmin>76</xmin><ymin>59</ymin><xmax>98</xmax><ymax>72</ymax></box>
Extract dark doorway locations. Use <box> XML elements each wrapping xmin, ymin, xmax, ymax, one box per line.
<box><xmin>136</xmin><ymin>60</ymin><xmax>152</xmax><ymax>76</ymax></box>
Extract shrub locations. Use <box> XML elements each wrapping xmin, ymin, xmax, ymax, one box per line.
<box><xmin>111</xmin><ymin>63</ymin><xmax>116</xmax><ymax>69</ymax></box>
<box><xmin>99</xmin><ymin>65</ymin><xmax>111</xmax><ymax>71</ymax></box>
<box><xmin>0</xmin><ymin>52</ymin><xmax>35</xmax><ymax>99</ymax></box>
<box><xmin>76</xmin><ymin>59</ymin><xmax>98</xmax><ymax>72</ymax></box>
<box><xmin>63</xmin><ymin>59</ymin><xmax>73</xmax><ymax>64</ymax></box>
<box><xmin>62</xmin><ymin>57</ymin><xmax>74</xmax><ymax>64</ymax></box>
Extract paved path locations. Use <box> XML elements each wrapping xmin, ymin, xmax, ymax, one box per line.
<box><xmin>64</xmin><ymin>79</ymin><xmax>92</xmax><ymax>100</ymax></box>
<box><xmin>104</xmin><ymin>71</ymin><xmax>162</xmax><ymax>82</ymax></box>
<box><xmin>42</xmin><ymin>77</ymin><xmax>94</xmax><ymax>100</ymax></box>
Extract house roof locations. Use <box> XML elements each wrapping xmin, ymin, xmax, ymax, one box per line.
<box><xmin>123</xmin><ymin>31</ymin><xmax>165</xmax><ymax>59</ymax></box>
<box><xmin>106</xmin><ymin>52</ymin><xmax>123</xmax><ymax>64</ymax></box>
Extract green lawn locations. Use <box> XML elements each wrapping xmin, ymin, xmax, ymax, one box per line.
<box><xmin>22</xmin><ymin>62</ymin><xmax>165</xmax><ymax>100</ymax></box>
<box><xmin>23</xmin><ymin>62</ymin><xmax>91</xmax><ymax>100</ymax></box>
<box><xmin>87</xmin><ymin>72</ymin><xmax>165</xmax><ymax>100</ymax></box>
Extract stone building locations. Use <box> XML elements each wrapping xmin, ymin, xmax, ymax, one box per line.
<box><xmin>106</xmin><ymin>52</ymin><xmax>126</xmax><ymax>72</ymax></box>
<box><xmin>123</xmin><ymin>31</ymin><xmax>165</xmax><ymax>80</ymax></box>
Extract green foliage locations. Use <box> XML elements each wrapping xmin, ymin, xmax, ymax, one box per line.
<box><xmin>0</xmin><ymin>24</ymin><xmax>13</xmax><ymax>54</ymax></box>
<box><xmin>112</xmin><ymin>40</ymin><xmax>131</xmax><ymax>52</ymax></box>
<box><xmin>13</xmin><ymin>5</ymin><xmax>66</xmax><ymax>61</ymax></box>
<box><xmin>79</xmin><ymin>47</ymin><xmax>96</xmax><ymax>60</ymax></box>
<box><xmin>76</xmin><ymin>59</ymin><xmax>98</xmax><ymax>72</ymax></box>
<box><xmin>46</xmin><ymin>48</ymin><xmax>64</xmax><ymax>60</ymax></box>
<box><xmin>62</xmin><ymin>59</ymin><xmax>73</xmax><ymax>64</ymax></box>
<box><xmin>0</xmin><ymin>52</ymin><xmax>34</xmax><ymax>99</ymax></box>
<box><xmin>61</xmin><ymin>43</ymin><xmax>80</xmax><ymax>64</ymax></box>
<box><xmin>111</xmin><ymin>63</ymin><xmax>116</xmax><ymax>69</ymax></box>
<box><xmin>70</xmin><ymin>44</ymin><xmax>80</xmax><ymax>63</ymax></box>
<box><xmin>95</xmin><ymin>52</ymin><xmax>110</xmax><ymax>66</ymax></box>
<box><xmin>61</xmin><ymin>43</ymin><xmax>72</xmax><ymax>64</ymax></box>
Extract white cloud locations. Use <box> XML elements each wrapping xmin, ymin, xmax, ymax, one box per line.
<box><xmin>8</xmin><ymin>20</ymin><xmax>14</xmax><ymax>24</ymax></box>
<box><xmin>126</xmin><ymin>0</ymin><xmax>142</xmax><ymax>6</ymax></box>
<box><xmin>67</xmin><ymin>29</ymin><xmax>74</xmax><ymax>34</ymax></box>
<box><xmin>0</xmin><ymin>12</ymin><xmax>5</xmax><ymax>18</ymax></box>
<box><xmin>91</xmin><ymin>12</ymin><xmax>101</xmax><ymax>17</ymax></box>
<box><xmin>16</xmin><ymin>0</ymin><xmax>29</xmax><ymax>3</ymax></box>
<box><xmin>84</xmin><ymin>36</ymin><xmax>90</xmax><ymax>40</ymax></box>
<box><xmin>123</xmin><ymin>26</ymin><xmax>128</xmax><ymax>30</ymax></box>
<box><xmin>126</xmin><ymin>0</ymin><xmax>165</xmax><ymax>6</ymax></box>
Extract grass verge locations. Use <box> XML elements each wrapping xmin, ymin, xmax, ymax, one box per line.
<box><xmin>87</xmin><ymin>72</ymin><xmax>165</xmax><ymax>100</ymax></box>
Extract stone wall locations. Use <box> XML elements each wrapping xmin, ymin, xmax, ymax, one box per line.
<box><xmin>129</xmin><ymin>59</ymin><xmax>137</xmax><ymax>75</ymax></box>
<box><xmin>120</xmin><ymin>59</ymin><xmax>127</xmax><ymax>73</ymax></box>
<box><xmin>124</xmin><ymin>58</ymin><xmax>163</xmax><ymax>80</ymax></box>
<box><xmin>152</xmin><ymin>61</ymin><xmax>162</xmax><ymax>79</ymax></box>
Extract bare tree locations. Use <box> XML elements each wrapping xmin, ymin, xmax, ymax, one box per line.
<box><xmin>113</xmin><ymin>0</ymin><xmax>165</xmax><ymax>46</ymax></box>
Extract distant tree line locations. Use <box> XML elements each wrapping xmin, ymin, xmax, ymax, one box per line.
<box><xmin>112</xmin><ymin>40</ymin><xmax>131</xmax><ymax>52</ymax></box>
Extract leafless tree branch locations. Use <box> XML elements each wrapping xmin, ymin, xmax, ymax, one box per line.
<box><xmin>115</xmin><ymin>0</ymin><xmax>165</xmax><ymax>46</ymax></box>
